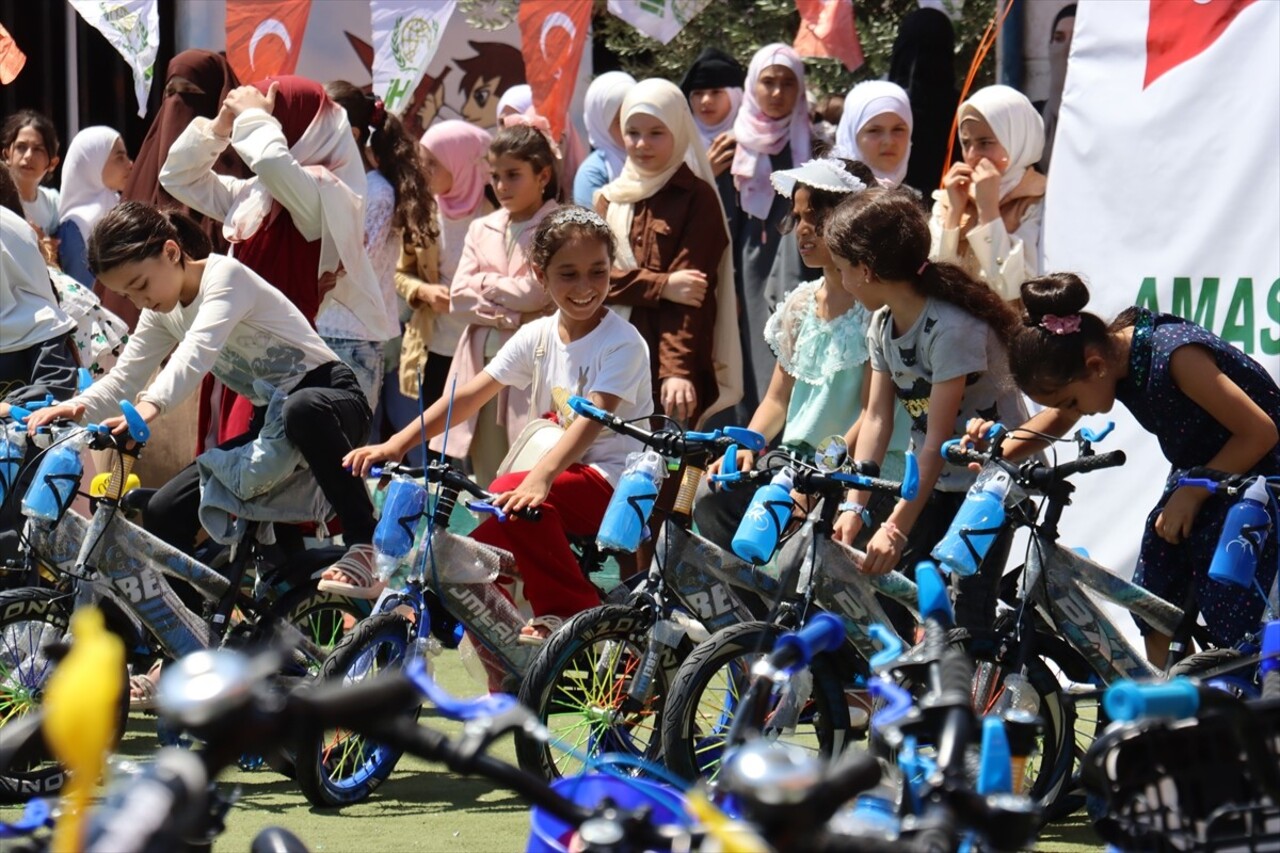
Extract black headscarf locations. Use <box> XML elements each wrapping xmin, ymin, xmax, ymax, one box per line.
<box><xmin>680</xmin><ymin>48</ymin><xmax>746</xmax><ymax>97</ymax></box>
<box><xmin>888</xmin><ymin>8</ymin><xmax>960</xmax><ymax>194</ymax></box>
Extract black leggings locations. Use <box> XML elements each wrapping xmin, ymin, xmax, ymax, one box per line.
<box><xmin>145</xmin><ymin>362</ymin><xmax>376</xmax><ymax>554</ymax></box>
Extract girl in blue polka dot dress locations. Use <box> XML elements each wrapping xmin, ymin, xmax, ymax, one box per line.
<box><xmin>965</xmin><ymin>273</ymin><xmax>1280</xmax><ymax>668</ymax></box>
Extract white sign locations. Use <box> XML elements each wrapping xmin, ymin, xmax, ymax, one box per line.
<box><xmin>370</xmin><ymin>0</ymin><xmax>458</xmax><ymax>114</ymax></box>
<box><xmin>67</xmin><ymin>0</ymin><xmax>160</xmax><ymax>116</ymax></box>
<box><xmin>606</xmin><ymin>0</ymin><xmax>711</xmax><ymax>45</ymax></box>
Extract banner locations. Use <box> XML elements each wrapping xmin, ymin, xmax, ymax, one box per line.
<box><xmin>0</xmin><ymin>23</ymin><xmax>25</xmax><ymax>84</ymax></box>
<box><xmin>226</xmin><ymin>0</ymin><xmax>312</xmax><ymax>85</ymax></box>
<box><xmin>606</xmin><ymin>0</ymin><xmax>711</xmax><ymax>45</ymax></box>
<box><xmin>1042</xmin><ymin>0</ymin><xmax>1279</xmax><ymax>576</ymax></box>
<box><xmin>793</xmin><ymin>0</ymin><xmax>864</xmax><ymax>72</ymax></box>
<box><xmin>370</xmin><ymin>0</ymin><xmax>457</xmax><ymax>114</ymax></box>
<box><xmin>518</xmin><ymin>0</ymin><xmax>592</xmax><ymax>140</ymax></box>
<box><xmin>66</xmin><ymin>0</ymin><xmax>159</xmax><ymax>115</ymax></box>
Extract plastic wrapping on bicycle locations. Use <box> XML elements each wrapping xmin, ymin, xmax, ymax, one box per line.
<box><xmin>566</xmin><ymin>394</ymin><xmax>766</xmax><ymax>458</ymax></box>
<box><xmin>370</xmin><ymin>461</ymin><xmax>541</xmax><ymax>521</ymax></box>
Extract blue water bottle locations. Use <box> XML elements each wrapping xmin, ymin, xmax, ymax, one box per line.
<box><xmin>1208</xmin><ymin>477</ymin><xmax>1272</xmax><ymax>589</ymax></box>
<box><xmin>931</xmin><ymin>464</ymin><xmax>1012</xmax><ymax>576</ymax></box>
<box><xmin>20</xmin><ymin>428</ymin><xmax>88</xmax><ymax>523</ymax></box>
<box><xmin>732</xmin><ymin>467</ymin><xmax>796</xmax><ymax>565</ymax></box>
<box><xmin>373</xmin><ymin>474</ymin><xmax>427</xmax><ymax>582</ymax></box>
<box><xmin>597</xmin><ymin>450</ymin><xmax>667</xmax><ymax>552</ymax></box>
<box><xmin>0</xmin><ymin>424</ymin><xmax>26</xmax><ymax>506</ymax></box>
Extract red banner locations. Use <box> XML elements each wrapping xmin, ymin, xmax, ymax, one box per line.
<box><xmin>226</xmin><ymin>0</ymin><xmax>313</xmax><ymax>85</ymax></box>
<box><xmin>1144</xmin><ymin>0</ymin><xmax>1256</xmax><ymax>88</ymax></box>
<box><xmin>517</xmin><ymin>0</ymin><xmax>592</xmax><ymax>140</ymax></box>
<box><xmin>794</xmin><ymin>0</ymin><xmax>864</xmax><ymax>72</ymax></box>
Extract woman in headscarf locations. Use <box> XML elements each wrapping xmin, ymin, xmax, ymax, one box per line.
<box><xmin>160</xmin><ymin>74</ymin><xmax>395</xmax><ymax>445</ymax></box>
<box><xmin>728</xmin><ymin>44</ymin><xmax>811</xmax><ymax>422</ymax></box>
<box><xmin>57</xmin><ymin>126</ymin><xmax>132</xmax><ymax>287</ymax></box>
<box><xmin>887</xmin><ymin>7</ymin><xmax>960</xmax><ymax>194</ymax></box>
<box><xmin>835</xmin><ymin>81</ymin><xmax>914</xmax><ymax>189</ymax></box>
<box><xmin>679</xmin><ymin>47</ymin><xmax>746</xmax><ymax>221</ymax></box>
<box><xmin>572</xmin><ymin>70</ymin><xmax>636</xmax><ymax>207</ymax></box>
<box><xmin>596</xmin><ymin>78</ymin><xmax>741</xmax><ymax>428</ymax></box>
<box><xmin>930</xmin><ymin>85</ymin><xmax>1046</xmax><ymax>302</ymax></box>
<box><xmin>1039</xmin><ymin>3</ymin><xmax>1076</xmax><ymax>173</ymax></box>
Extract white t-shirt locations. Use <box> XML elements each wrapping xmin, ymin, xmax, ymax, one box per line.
<box><xmin>74</xmin><ymin>253</ymin><xmax>338</xmax><ymax>423</ymax></box>
<box><xmin>21</xmin><ymin>186</ymin><xmax>60</xmax><ymax>237</ymax></box>
<box><xmin>484</xmin><ymin>309</ymin><xmax>653</xmax><ymax>485</ymax></box>
<box><xmin>0</xmin><ymin>207</ymin><xmax>75</xmax><ymax>354</ymax></box>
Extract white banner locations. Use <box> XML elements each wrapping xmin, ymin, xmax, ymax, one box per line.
<box><xmin>370</xmin><ymin>0</ymin><xmax>457</xmax><ymax>114</ymax></box>
<box><xmin>607</xmin><ymin>0</ymin><xmax>712</xmax><ymax>45</ymax></box>
<box><xmin>67</xmin><ymin>0</ymin><xmax>159</xmax><ymax>116</ymax></box>
<box><xmin>1043</xmin><ymin>0</ymin><xmax>1280</xmax><ymax>576</ymax></box>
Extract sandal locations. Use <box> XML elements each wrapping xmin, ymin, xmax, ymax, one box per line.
<box><xmin>315</xmin><ymin>545</ymin><xmax>386</xmax><ymax>600</ymax></box>
<box><xmin>129</xmin><ymin>661</ymin><xmax>163</xmax><ymax>710</ymax></box>
<box><xmin>518</xmin><ymin>615</ymin><xmax>564</xmax><ymax>646</ymax></box>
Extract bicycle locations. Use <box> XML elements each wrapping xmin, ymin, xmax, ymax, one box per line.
<box><xmin>0</xmin><ymin>403</ymin><xmax>367</xmax><ymax>800</ymax></box>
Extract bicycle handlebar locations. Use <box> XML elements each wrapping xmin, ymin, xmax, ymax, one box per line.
<box><xmin>567</xmin><ymin>394</ymin><xmax>766</xmax><ymax>458</ymax></box>
<box><xmin>370</xmin><ymin>461</ymin><xmax>542</xmax><ymax>522</ymax></box>
<box><xmin>940</xmin><ymin>439</ymin><xmax>1127</xmax><ymax>491</ymax></box>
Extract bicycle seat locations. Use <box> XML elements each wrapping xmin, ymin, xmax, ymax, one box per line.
<box><xmin>119</xmin><ymin>487</ymin><xmax>158</xmax><ymax>515</ymax></box>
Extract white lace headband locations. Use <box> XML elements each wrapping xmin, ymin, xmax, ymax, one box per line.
<box><xmin>770</xmin><ymin>158</ymin><xmax>867</xmax><ymax>199</ymax></box>
<box><xmin>551</xmin><ymin>206</ymin><xmax>609</xmax><ymax>229</ymax></box>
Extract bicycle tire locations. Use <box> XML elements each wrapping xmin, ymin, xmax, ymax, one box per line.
<box><xmin>0</xmin><ymin>586</ymin><xmax>127</xmax><ymax>803</ymax></box>
<box><xmin>1169</xmin><ymin>648</ymin><xmax>1257</xmax><ymax>698</ymax></box>
<box><xmin>264</xmin><ymin>585</ymin><xmax>372</xmax><ymax>678</ymax></box>
<box><xmin>660</xmin><ymin>620</ymin><xmax>850</xmax><ymax>783</ymax></box>
<box><xmin>293</xmin><ymin>613</ymin><xmax>417</xmax><ymax>807</ymax></box>
<box><xmin>514</xmin><ymin>604</ymin><xmax>690</xmax><ymax>782</ymax></box>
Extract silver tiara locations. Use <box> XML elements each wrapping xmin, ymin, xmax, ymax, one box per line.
<box><xmin>553</xmin><ymin>205</ymin><xmax>609</xmax><ymax>228</ymax></box>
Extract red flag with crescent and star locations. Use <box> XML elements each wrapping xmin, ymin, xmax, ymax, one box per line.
<box><xmin>226</xmin><ymin>0</ymin><xmax>312</xmax><ymax>85</ymax></box>
<box><xmin>1144</xmin><ymin>0</ymin><xmax>1256</xmax><ymax>88</ymax></box>
<box><xmin>517</xmin><ymin>0</ymin><xmax>592</xmax><ymax>141</ymax></box>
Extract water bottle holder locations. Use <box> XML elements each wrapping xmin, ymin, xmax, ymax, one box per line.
<box><xmin>956</xmin><ymin>523</ymin><xmax>1003</xmax><ymax>568</ymax></box>
<box><xmin>38</xmin><ymin>472</ymin><xmax>81</xmax><ymax>524</ymax></box>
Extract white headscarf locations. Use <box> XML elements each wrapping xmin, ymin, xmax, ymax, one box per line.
<box><xmin>959</xmin><ymin>85</ymin><xmax>1045</xmax><ymax>198</ymax></box>
<box><xmin>692</xmin><ymin>87</ymin><xmax>743</xmax><ymax>149</ymax></box>
<box><xmin>598</xmin><ymin>78</ymin><xmax>742</xmax><ymax>426</ymax></box>
<box><xmin>58</xmin><ymin>126</ymin><xmax>123</xmax><ymax>241</ymax></box>
<box><xmin>584</xmin><ymin>71</ymin><xmax>637</xmax><ymax>181</ymax></box>
<box><xmin>731</xmin><ymin>44</ymin><xmax>811</xmax><ymax>220</ymax></box>
<box><xmin>496</xmin><ymin>84</ymin><xmax>533</xmax><ymax>120</ymax></box>
<box><xmin>834</xmin><ymin>80</ymin><xmax>914</xmax><ymax>187</ymax></box>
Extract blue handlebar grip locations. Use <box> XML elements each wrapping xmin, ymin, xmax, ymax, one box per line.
<box><xmin>1079</xmin><ymin>421</ymin><xmax>1115</xmax><ymax>443</ymax></box>
<box><xmin>7</xmin><ymin>405</ymin><xmax>32</xmax><ymax>422</ymax></box>
<box><xmin>77</xmin><ymin>368</ymin><xmax>93</xmax><ymax>394</ymax></box>
<box><xmin>977</xmin><ymin>717</ymin><xmax>1013</xmax><ymax>795</ymax></box>
<box><xmin>940</xmin><ymin>438</ymin><xmax>963</xmax><ymax>461</ymax></box>
<box><xmin>1177</xmin><ymin>478</ymin><xmax>1219</xmax><ymax>492</ymax></box>
<box><xmin>467</xmin><ymin>501</ymin><xmax>508</xmax><ymax>523</ymax></box>
<box><xmin>916</xmin><ymin>561</ymin><xmax>953</xmax><ymax>623</ymax></box>
<box><xmin>119</xmin><ymin>400</ymin><xmax>151</xmax><ymax>442</ymax></box>
<box><xmin>773</xmin><ymin>612</ymin><xmax>846</xmax><ymax>669</ymax></box>
<box><xmin>1103</xmin><ymin>677</ymin><xmax>1199</xmax><ymax>723</ymax></box>
<box><xmin>901</xmin><ymin>452</ymin><xmax>920</xmax><ymax>501</ymax></box>
<box><xmin>868</xmin><ymin>623</ymin><xmax>904</xmax><ymax>671</ymax></box>
<box><xmin>723</xmin><ymin>426</ymin><xmax>768</xmax><ymax>452</ymax></box>
<box><xmin>567</xmin><ymin>394</ymin><xmax>607</xmax><ymax>421</ymax></box>
<box><xmin>1261</xmin><ymin>621</ymin><xmax>1280</xmax><ymax>677</ymax></box>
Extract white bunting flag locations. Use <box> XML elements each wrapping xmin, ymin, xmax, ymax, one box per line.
<box><xmin>606</xmin><ymin>0</ymin><xmax>712</xmax><ymax>45</ymax></box>
<box><xmin>370</xmin><ymin>0</ymin><xmax>458</xmax><ymax>115</ymax></box>
<box><xmin>66</xmin><ymin>0</ymin><xmax>160</xmax><ymax>116</ymax></box>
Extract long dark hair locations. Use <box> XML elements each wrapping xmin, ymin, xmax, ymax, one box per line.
<box><xmin>1006</xmin><ymin>273</ymin><xmax>1130</xmax><ymax>393</ymax></box>
<box><xmin>1</xmin><ymin>109</ymin><xmax>61</xmax><ymax>178</ymax></box>
<box><xmin>489</xmin><ymin>125</ymin><xmax>559</xmax><ymax>202</ymax></box>
<box><xmin>89</xmin><ymin>201</ymin><xmax>212</xmax><ymax>276</ymax></box>
<box><xmin>824</xmin><ymin>186</ymin><xmax>1018</xmax><ymax>339</ymax></box>
<box><xmin>325</xmin><ymin>81</ymin><xmax>437</xmax><ymax>247</ymax></box>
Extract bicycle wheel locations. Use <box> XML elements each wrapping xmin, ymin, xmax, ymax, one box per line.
<box><xmin>0</xmin><ymin>587</ymin><xmax>127</xmax><ymax>802</ymax></box>
<box><xmin>265</xmin><ymin>586</ymin><xmax>371</xmax><ymax>677</ymax></box>
<box><xmin>660</xmin><ymin>621</ymin><xmax>850</xmax><ymax>783</ymax></box>
<box><xmin>515</xmin><ymin>604</ymin><xmax>689</xmax><ymax>782</ymax></box>
<box><xmin>293</xmin><ymin>613</ymin><xmax>417</xmax><ymax>807</ymax></box>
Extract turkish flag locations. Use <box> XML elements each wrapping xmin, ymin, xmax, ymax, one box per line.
<box><xmin>226</xmin><ymin>0</ymin><xmax>312</xmax><ymax>85</ymax></box>
<box><xmin>1145</xmin><ymin>0</ymin><xmax>1256</xmax><ymax>88</ymax></box>
<box><xmin>793</xmin><ymin>0</ymin><xmax>864</xmax><ymax>73</ymax></box>
<box><xmin>518</xmin><ymin>0</ymin><xmax>592</xmax><ymax>141</ymax></box>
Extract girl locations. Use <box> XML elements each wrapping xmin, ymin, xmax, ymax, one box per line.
<box><xmin>319</xmin><ymin>81</ymin><xmax>436</xmax><ymax>411</ymax></box>
<box><xmin>25</xmin><ymin>202</ymin><xmax>379</xmax><ymax>604</ymax></box>
<box><xmin>160</xmin><ymin>76</ymin><xmax>395</xmax><ymax>445</ymax></box>
<box><xmin>572</xmin><ymin>71</ymin><xmax>637</xmax><ymax>207</ymax></box>
<box><xmin>596</xmin><ymin>77</ymin><xmax>741</xmax><ymax>427</ymax></box>
<box><xmin>965</xmin><ymin>274</ymin><xmax>1280</xmax><ymax>664</ymax></box>
<box><xmin>425</xmin><ymin>123</ymin><xmax>559</xmax><ymax>486</ymax></box>
<box><xmin>825</xmin><ymin>186</ymin><xmax>1029</xmax><ymax>631</ymax></box>
<box><xmin>341</xmin><ymin>206</ymin><xmax>652</xmax><ymax>642</ymax></box>
<box><xmin>730</xmin><ymin>44</ymin><xmax>812</xmax><ymax>420</ymax></box>
<box><xmin>386</xmin><ymin>120</ymin><xmax>495</xmax><ymax>463</ymax></box>
<box><xmin>679</xmin><ymin>47</ymin><xmax>746</xmax><ymax>232</ymax></box>
<box><xmin>57</xmin><ymin>126</ymin><xmax>133</xmax><ymax>286</ymax></box>
<box><xmin>931</xmin><ymin>85</ymin><xmax>1045</xmax><ymax>302</ymax></box>
<box><xmin>834</xmin><ymin>81</ymin><xmax>914</xmax><ymax>188</ymax></box>
<box><xmin>696</xmin><ymin>158</ymin><xmax>909</xmax><ymax>546</ymax></box>
<box><xmin>2</xmin><ymin>110</ymin><xmax>61</xmax><ymax>263</ymax></box>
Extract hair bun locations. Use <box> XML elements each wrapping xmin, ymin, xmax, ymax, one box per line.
<box><xmin>1020</xmin><ymin>273</ymin><xmax>1091</xmax><ymax>324</ymax></box>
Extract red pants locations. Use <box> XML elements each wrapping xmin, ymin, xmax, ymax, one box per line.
<box><xmin>470</xmin><ymin>464</ymin><xmax>610</xmax><ymax>618</ymax></box>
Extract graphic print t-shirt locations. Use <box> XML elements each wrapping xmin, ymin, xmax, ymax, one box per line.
<box><xmin>867</xmin><ymin>298</ymin><xmax>1028</xmax><ymax>491</ymax></box>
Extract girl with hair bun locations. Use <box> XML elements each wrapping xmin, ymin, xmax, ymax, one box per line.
<box><xmin>965</xmin><ymin>273</ymin><xmax>1280</xmax><ymax>664</ymax></box>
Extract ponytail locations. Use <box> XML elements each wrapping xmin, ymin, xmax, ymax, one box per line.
<box><xmin>88</xmin><ymin>201</ymin><xmax>211</xmax><ymax>276</ymax></box>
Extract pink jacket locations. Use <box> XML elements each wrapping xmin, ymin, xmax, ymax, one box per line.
<box><xmin>430</xmin><ymin>199</ymin><xmax>558</xmax><ymax>457</ymax></box>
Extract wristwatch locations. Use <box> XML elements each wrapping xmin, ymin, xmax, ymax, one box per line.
<box><xmin>837</xmin><ymin>501</ymin><xmax>872</xmax><ymax>526</ymax></box>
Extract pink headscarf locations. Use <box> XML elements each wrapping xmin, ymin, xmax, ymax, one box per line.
<box><xmin>420</xmin><ymin>120</ymin><xmax>493</xmax><ymax>220</ymax></box>
<box><xmin>731</xmin><ymin>44</ymin><xmax>811</xmax><ymax>220</ymax></box>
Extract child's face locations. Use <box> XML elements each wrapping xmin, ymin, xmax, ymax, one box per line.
<box><xmin>98</xmin><ymin>240</ymin><xmax>186</xmax><ymax>313</ymax></box>
<box><xmin>959</xmin><ymin>114</ymin><xmax>1010</xmax><ymax>173</ymax></box>
<box><xmin>857</xmin><ymin>112</ymin><xmax>910</xmax><ymax>175</ymax></box>
<box><xmin>489</xmin><ymin>153</ymin><xmax>547</xmax><ymax>218</ymax></box>
<box><xmin>689</xmin><ymin>88</ymin><xmax>733</xmax><ymax>127</ymax></box>
<box><xmin>3</xmin><ymin>126</ymin><xmax>58</xmax><ymax>196</ymax></box>
<box><xmin>624</xmin><ymin>113</ymin><xmax>676</xmax><ymax>174</ymax></box>
<box><xmin>833</xmin><ymin>254</ymin><xmax>884</xmax><ymax>310</ymax></box>
<box><xmin>791</xmin><ymin>187</ymin><xmax>832</xmax><ymax>269</ymax></box>
<box><xmin>1031</xmin><ymin>358</ymin><xmax>1117</xmax><ymax>417</ymax></box>
<box><xmin>755</xmin><ymin>66</ymin><xmax>799</xmax><ymax>120</ymax></box>
<box><xmin>420</xmin><ymin>146</ymin><xmax>454</xmax><ymax>196</ymax></box>
<box><xmin>538</xmin><ymin>235</ymin><xmax>611</xmax><ymax>322</ymax></box>
<box><xmin>100</xmin><ymin>137</ymin><xmax>133</xmax><ymax>192</ymax></box>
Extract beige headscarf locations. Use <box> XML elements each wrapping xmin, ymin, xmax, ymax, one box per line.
<box><xmin>597</xmin><ymin>78</ymin><xmax>742</xmax><ymax>426</ymax></box>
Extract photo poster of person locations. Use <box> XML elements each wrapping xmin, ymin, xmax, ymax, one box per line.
<box><xmin>172</xmin><ymin>1</ymin><xmax>592</xmax><ymax>139</ymax></box>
